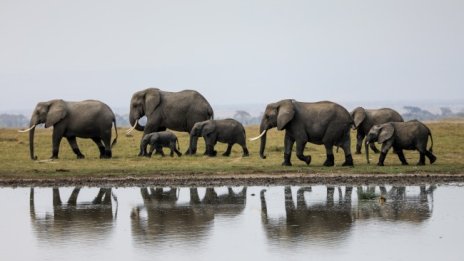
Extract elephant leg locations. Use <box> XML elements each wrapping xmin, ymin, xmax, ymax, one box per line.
<box><xmin>295</xmin><ymin>140</ymin><xmax>311</xmax><ymax>165</ymax></box>
<box><xmin>172</xmin><ymin>143</ymin><xmax>182</xmax><ymax>157</ymax></box>
<box><xmin>425</xmin><ymin>150</ymin><xmax>437</xmax><ymax>164</ymax></box>
<box><xmin>66</xmin><ymin>136</ymin><xmax>85</xmax><ymax>159</ymax></box>
<box><xmin>101</xmin><ymin>134</ymin><xmax>112</xmax><ymax>158</ymax></box>
<box><xmin>417</xmin><ymin>151</ymin><xmax>426</xmax><ymax>165</ymax></box>
<box><xmin>396</xmin><ymin>149</ymin><xmax>408</xmax><ymax>165</ymax></box>
<box><xmin>323</xmin><ymin>144</ymin><xmax>335</xmax><ymax>167</ymax></box>
<box><xmin>370</xmin><ymin>143</ymin><xmax>380</xmax><ymax>154</ymax></box>
<box><xmin>158</xmin><ymin>146</ymin><xmax>166</xmax><ymax>157</ymax></box>
<box><xmin>378</xmin><ymin>142</ymin><xmax>392</xmax><ymax>166</ymax></box>
<box><xmin>340</xmin><ymin>136</ymin><xmax>354</xmax><ymax>166</ymax></box>
<box><xmin>282</xmin><ymin>133</ymin><xmax>294</xmax><ymax>166</ymax></box>
<box><xmin>355</xmin><ymin>131</ymin><xmax>364</xmax><ymax>154</ymax></box>
<box><xmin>241</xmin><ymin>144</ymin><xmax>249</xmax><ymax>157</ymax></box>
<box><xmin>67</xmin><ymin>187</ymin><xmax>81</xmax><ymax>206</ymax></box>
<box><xmin>91</xmin><ymin>137</ymin><xmax>106</xmax><ymax>158</ymax></box>
<box><xmin>51</xmin><ymin>130</ymin><xmax>64</xmax><ymax>159</ymax></box>
<box><xmin>147</xmin><ymin>145</ymin><xmax>155</xmax><ymax>157</ymax></box>
<box><xmin>223</xmin><ymin>144</ymin><xmax>232</xmax><ymax>157</ymax></box>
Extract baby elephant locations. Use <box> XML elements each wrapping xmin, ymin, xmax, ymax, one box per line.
<box><xmin>366</xmin><ymin>120</ymin><xmax>436</xmax><ymax>166</ymax></box>
<box><xmin>140</xmin><ymin>131</ymin><xmax>182</xmax><ymax>157</ymax></box>
<box><xmin>188</xmin><ymin>119</ymin><xmax>249</xmax><ymax>157</ymax></box>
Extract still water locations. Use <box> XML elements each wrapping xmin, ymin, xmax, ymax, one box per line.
<box><xmin>0</xmin><ymin>185</ymin><xmax>463</xmax><ymax>261</ymax></box>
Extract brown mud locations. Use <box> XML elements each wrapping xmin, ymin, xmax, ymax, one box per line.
<box><xmin>1</xmin><ymin>173</ymin><xmax>464</xmax><ymax>187</ymax></box>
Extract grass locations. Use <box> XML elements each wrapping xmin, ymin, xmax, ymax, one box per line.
<box><xmin>0</xmin><ymin>121</ymin><xmax>463</xmax><ymax>179</ymax></box>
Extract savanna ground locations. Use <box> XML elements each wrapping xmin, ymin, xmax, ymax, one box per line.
<box><xmin>0</xmin><ymin>121</ymin><xmax>463</xmax><ymax>186</ymax></box>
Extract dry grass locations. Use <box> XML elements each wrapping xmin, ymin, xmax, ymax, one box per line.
<box><xmin>0</xmin><ymin>121</ymin><xmax>463</xmax><ymax>179</ymax></box>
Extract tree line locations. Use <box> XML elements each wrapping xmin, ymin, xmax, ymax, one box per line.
<box><xmin>1</xmin><ymin>106</ymin><xmax>463</xmax><ymax>128</ymax></box>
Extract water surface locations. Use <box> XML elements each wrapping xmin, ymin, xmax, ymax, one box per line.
<box><xmin>0</xmin><ymin>185</ymin><xmax>463</xmax><ymax>261</ymax></box>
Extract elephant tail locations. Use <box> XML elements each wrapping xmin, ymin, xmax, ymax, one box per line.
<box><xmin>111</xmin><ymin>119</ymin><xmax>118</xmax><ymax>148</ymax></box>
<box><xmin>176</xmin><ymin>138</ymin><xmax>180</xmax><ymax>151</ymax></box>
<box><xmin>428</xmin><ymin>132</ymin><xmax>434</xmax><ymax>153</ymax></box>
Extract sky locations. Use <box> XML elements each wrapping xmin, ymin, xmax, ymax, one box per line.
<box><xmin>1</xmin><ymin>0</ymin><xmax>463</xmax><ymax>114</ymax></box>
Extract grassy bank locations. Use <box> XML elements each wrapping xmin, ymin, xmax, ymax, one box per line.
<box><xmin>0</xmin><ymin>121</ymin><xmax>463</xmax><ymax>180</ymax></box>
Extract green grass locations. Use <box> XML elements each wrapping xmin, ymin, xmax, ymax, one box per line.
<box><xmin>0</xmin><ymin>121</ymin><xmax>463</xmax><ymax>179</ymax></box>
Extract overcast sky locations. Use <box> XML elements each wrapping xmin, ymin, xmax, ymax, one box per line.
<box><xmin>1</xmin><ymin>0</ymin><xmax>463</xmax><ymax>113</ymax></box>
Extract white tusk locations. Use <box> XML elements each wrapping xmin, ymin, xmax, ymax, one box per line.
<box><xmin>249</xmin><ymin>130</ymin><xmax>267</xmax><ymax>141</ymax></box>
<box><xmin>18</xmin><ymin>125</ymin><xmax>36</xmax><ymax>133</ymax></box>
<box><xmin>126</xmin><ymin>120</ymin><xmax>138</xmax><ymax>135</ymax></box>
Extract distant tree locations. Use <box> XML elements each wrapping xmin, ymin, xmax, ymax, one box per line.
<box><xmin>0</xmin><ymin>114</ymin><xmax>29</xmax><ymax>128</ymax></box>
<box><xmin>402</xmin><ymin>106</ymin><xmax>438</xmax><ymax>121</ymax></box>
<box><xmin>440</xmin><ymin>107</ymin><xmax>453</xmax><ymax>117</ymax></box>
<box><xmin>233</xmin><ymin>110</ymin><xmax>252</xmax><ymax>125</ymax></box>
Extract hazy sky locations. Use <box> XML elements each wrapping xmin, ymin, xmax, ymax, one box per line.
<box><xmin>1</xmin><ymin>0</ymin><xmax>463</xmax><ymax>113</ymax></box>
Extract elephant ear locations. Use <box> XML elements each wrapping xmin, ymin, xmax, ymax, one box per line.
<box><xmin>277</xmin><ymin>100</ymin><xmax>295</xmax><ymax>130</ymax></box>
<box><xmin>352</xmin><ymin>107</ymin><xmax>366</xmax><ymax>129</ymax></box>
<box><xmin>202</xmin><ymin>121</ymin><xmax>216</xmax><ymax>136</ymax></box>
<box><xmin>144</xmin><ymin>88</ymin><xmax>161</xmax><ymax>116</ymax></box>
<box><xmin>45</xmin><ymin>100</ymin><xmax>67</xmax><ymax>128</ymax></box>
<box><xmin>378</xmin><ymin>123</ymin><xmax>395</xmax><ymax>144</ymax></box>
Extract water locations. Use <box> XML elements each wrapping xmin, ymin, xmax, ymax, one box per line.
<box><xmin>0</xmin><ymin>185</ymin><xmax>463</xmax><ymax>261</ymax></box>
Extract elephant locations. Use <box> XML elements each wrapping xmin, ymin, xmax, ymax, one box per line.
<box><xmin>131</xmin><ymin>187</ymin><xmax>247</xmax><ymax>246</ymax></box>
<box><xmin>140</xmin><ymin>131</ymin><xmax>182</xmax><ymax>157</ymax></box>
<box><xmin>260</xmin><ymin>186</ymin><xmax>354</xmax><ymax>244</ymax></box>
<box><xmin>188</xmin><ymin>119</ymin><xmax>249</xmax><ymax>157</ymax></box>
<box><xmin>20</xmin><ymin>99</ymin><xmax>118</xmax><ymax>160</ymax></box>
<box><xmin>29</xmin><ymin>187</ymin><xmax>116</xmax><ymax>244</ymax></box>
<box><xmin>365</xmin><ymin>120</ymin><xmax>437</xmax><ymax>166</ymax></box>
<box><xmin>127</xmin><ymin>88</ymin><xmax>214</xmax><ymax>155</ymax></box>
<box><xmin>351</xmin><ymin>107</ymin><xmax>404</xmax><ymax>155</ymax></box>
<box><xmin>252</xmin><ymin>99</ymin><xmax>353</xmax><ymax>166</ymax></box>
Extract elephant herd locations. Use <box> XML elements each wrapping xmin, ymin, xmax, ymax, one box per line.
<box><xmin>20</xmin><ymin>87</ymin><xmax>437</xmax><ymax>166</ymax></box>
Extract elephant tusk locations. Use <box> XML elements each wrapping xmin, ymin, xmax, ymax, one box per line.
<box><xmin>249</xmin><ymin>130</ymin><xmax>267</xmax><ymax>141</ymax></box>
<box><xmin>18</xmin><ymin>125</ymin><xmax>36</xmax><ymax>133</ymax></box>
<box><xmin>126</xmin><ymin>120</ymin><xmax>138</xmax><ymax>135</ymax></box>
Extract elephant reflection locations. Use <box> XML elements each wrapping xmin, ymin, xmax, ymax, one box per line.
<box><xmin>29</xmin><ymin>187</ymin><xmax>116</xmax><ymax>243</ymax></box>
<box><xmin>260</xmin><ymin>186</ymin><xmax>353</xmax><ymax>244</ymax></box>
<box><xmin>131</xmin><ymin>187</ymin><xmax>247</xmax><ymax>245</ymax></box>
<box><xmin>355</xmin><ymin>185</ymin><xmax>436</xmax><ymax>222</ymax></box>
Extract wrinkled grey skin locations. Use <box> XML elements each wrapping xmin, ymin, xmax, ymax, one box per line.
<box><xmin>259</xmin><ymin>99</ymin><xmax>353</xmax><ymax>166</ymax></box>
<box><xmin>129</xmin><ymin>88</ymin><xmax>214</xmax><ymax>155</ymax></box>
<box><xmin>365</xmin><ymin>120</ymin><xmax>437</xmax><ymax>166</ymax></box>
<box><xmin>351</xmin><ymin>107</ymin><xmax>404</xmax><ymax>154</ymax></box>
<box><xmin>28</xmin><ymin>99</ymin><xmax>118</xmax><ymax>160</ymax></box>
<box><xmin>140</xmin><ymin>131</ymin><xmax>182</xmax><ymax>157</ymax></box>
<box><xmin>189</xmin><ymin>119</ymin><xmax>249</xmax><ymax>157</ymax></box>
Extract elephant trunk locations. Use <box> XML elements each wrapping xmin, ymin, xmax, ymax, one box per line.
<box><xmin>129</xmin><ymin>113</ymin><xmax>145</xmax><ymax>132</ymax></box>
<box><xmin>259</xmin><ymin>124</ymin><xmax>267</xmax><ymax>159</ymax></box>
<box><xmin>28</xmin><ymin>119</ymin><xmax>37</xmax><ymax>160</ymax></box>
<box><xmin>365</xmin><ymin>140</ymin><xmax>370</xmax><ymax>164</ymax></box>
<box><xmin>188</xmin><ymin>133</ymin><xmax>199</xmax><ymax>155</ymax></box>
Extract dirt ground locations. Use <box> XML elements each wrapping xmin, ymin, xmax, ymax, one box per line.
<box><xmin>2</xmin><ymin>173</ymin><xmax>464</xmax><ymax>187</ymax></box>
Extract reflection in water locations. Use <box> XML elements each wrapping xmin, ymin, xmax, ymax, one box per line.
<box><xmin>130</xmin><ymin>187</ymin><xmax>247</xmax><ymax>246</ymax></box>
<box><xmin>355</xmin><ymin>186</ymin><xmax>435</xmax><ymax>222</ymax></box>
<box><xmin>261</xmin><ymin>186</ymin><xmax>354</xmax><ymax>245</ymax></box>
<box><xmin>22</xmin><ymin>185</ymin><xmax>445</xmax><ymax>260</ymax></box>
<box><xmin>29</xmin><ymin>187</ymin><xmax>116</xmax><ymax>244</ymax></box>
<box><xmin>260</xmin><ymin>185</ymin><xmax>435</xmax><ymax>246</ymax></box>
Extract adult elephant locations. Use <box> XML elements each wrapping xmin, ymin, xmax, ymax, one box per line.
<box><xmin>20</xmin><ymin>99</ymin><xmax>118</xmax><ymax>160</ymax></box>
<box><xmin>252</xmin><ymin>99</ymin><xmax>353</xmax><ymax>166</ymax></box>
<box><xmin>351</xmin><ymin>107</ymin><xmax>404</xmax><ymax>155</ymax></box>
<box><xmin>127</xmin><ymin>88</ymin><xmax>214</xmax><ymax>155</ymax></box>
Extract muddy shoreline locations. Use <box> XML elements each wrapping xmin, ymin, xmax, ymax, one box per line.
<box><xmin>1</xmin><ymin>173</ymin><xmax>464</xmax><ymax>187</ymax></box>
